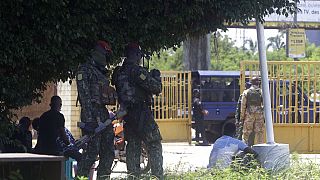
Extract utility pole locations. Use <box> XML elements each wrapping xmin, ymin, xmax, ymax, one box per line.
<box><xmin>293</xmin><ymin>0</ymin><xmax>298</xmax><ymax>62</ymax></box>
<box><xmin>253</xmin><ymin>18</ymin><xmax>290</xmax><ymax>172</ymax></box>
<box><xmin>256</xmin><ymin>20</ymin><xmax>275</xmax><ymax>144</ymax></box>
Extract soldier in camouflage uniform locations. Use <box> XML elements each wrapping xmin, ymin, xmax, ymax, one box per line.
<box><xmin>111</xmin><ymin>43</ymin><xmax>163</xmax><ymax>179</ymax></box>
<box><xmin>240</xmin><ymin>77</ymin><xmax>264</xmax><ymax>145</ymax></box>
<box><xmin>235</xmin><ymin>82</ymin><xmax>251</xmax><ymax>140</ymax></box>
<box><xmin>76</xmin><ymin>40</ymin><xmax>114</xmax><ymax>179</ymax></box>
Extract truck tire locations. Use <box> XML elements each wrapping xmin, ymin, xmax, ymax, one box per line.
<box><xmin>205</xmin><ymin>118</ymin><xmax>237</xmax><ymax>144</ymax></box>
<box><xmin>222</xmin><ymin>118</ymin><xmax>236</xmax><ymax>133</ymax></box>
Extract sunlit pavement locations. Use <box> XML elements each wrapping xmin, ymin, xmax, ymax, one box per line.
<box><xmin>77</xmin><ymin>129</ymin><xmax>320</xmax><ymax>179</ymax></box>
<box><xmin>107</xmin><ymin>143</ymin><xmax>320</xmax><ymax>179</ymax></box>
<box><xmin>107</xmin><ymin>142</ymin><xmax>212</xmax><ymax>179</ymax></box>
<box><xmin>162</xmin><ymin>142</ymin><xmax>212</xmax><ymax>171</ymax></box>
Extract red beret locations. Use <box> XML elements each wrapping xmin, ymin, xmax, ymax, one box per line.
<box><xmin>97</xmin><ymin>40</ymin><xmax>112</xmax><ymax>53</ymax></box>
<box><xmin>126</xmin><ymin>42</ymin><xmax>141</xmax><ymax>50</ymax></box>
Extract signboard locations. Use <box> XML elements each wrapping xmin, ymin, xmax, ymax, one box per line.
<box><xmin>287</xmin><ymin>28</ymin><xmax>306</xmax><ymax>58</ymax></box>
<box><xmin>296</xmin><ymin>0</ymin><xmax>320</xmax><ymax>22</ymax></box>
<box><xmin>227</xmin><ymin>0</ymin><xmax>320</xmax><ymax>29</ymax></box>
<box><xmin>264</xmin><ymin>0</ymin><xmax>320</xmax><ymax>23</ymax></box>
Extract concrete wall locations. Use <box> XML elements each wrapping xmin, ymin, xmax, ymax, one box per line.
<box><xmin>14</xmin><ymin>83</ymin><xmax>56</xmax><ymax>122</ymax></box>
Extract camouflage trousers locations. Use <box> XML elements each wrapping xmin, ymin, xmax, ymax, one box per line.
<box><xmin>125</xmin><ymin>127</ymin><xmax>163</xmax><ymax>180</ymax></box>
<box><xmin>242</xmin><ymin>111</ymin><xmax>264</xmax><ymax>145</ymax></box>
<box><xmin>77</xmin><ymin>126</ymin><xmax>114</xmax><ymax>180</ymax></box>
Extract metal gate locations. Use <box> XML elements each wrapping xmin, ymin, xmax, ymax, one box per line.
<box><xmin>152</xmin><ymin>71</ymin><xmax>192</xmax><ymax>143</ymax></box>
<box><xmin>240</xmin><ymin>61</ymin><xmax>320</xmax><ymax>153</ymax></box>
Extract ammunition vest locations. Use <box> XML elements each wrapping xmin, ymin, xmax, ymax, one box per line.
<box><xmin>246</xmin><ymin>88</ymin><xmax>262</xmax><ymax>107</ymax></box>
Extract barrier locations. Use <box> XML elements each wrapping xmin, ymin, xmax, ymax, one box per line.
<box><xmin>152</xmin><ymin>71</ymin><xmax>192</xmax><ymax>143</ymax></box>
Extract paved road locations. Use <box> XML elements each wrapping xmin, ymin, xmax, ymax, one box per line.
<box><xmin>162</xmin><ymin>143</ymin><xmax>212</xmax><ymax>171</ymax></box>
<box><xmin>107</xmin><ymin>142</ymin><xmax>212</xmax><ymax>179</ymax></box>
<box><xmin>94</xmin><ymin>142</ymin><xmax>320</xmax><ymax>179</ymax></box>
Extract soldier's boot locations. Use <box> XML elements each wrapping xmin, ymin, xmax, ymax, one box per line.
<box><xmin>76</xmin><ymin>163</ymin><xmax>93</xmax><ymax>179</ymax></box>
<box><xmin>97</xmin><ymin>163</ymin><xmax>112</xmax><ymax>180</ymax></box>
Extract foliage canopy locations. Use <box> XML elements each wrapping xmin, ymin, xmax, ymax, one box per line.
<box><xmin>0</xmin><ymin>0</ymin><xmax>297</xmax><ymax>116</ymax></box>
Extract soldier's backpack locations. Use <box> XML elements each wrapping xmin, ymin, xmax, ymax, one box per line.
<box><xmin>246</xmin><ymin>88</ymin><xmax>262</xmax><ymax>106</ymax></box>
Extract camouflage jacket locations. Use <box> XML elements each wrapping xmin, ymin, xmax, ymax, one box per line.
<box><xmin>111</xmin><ymin>62</ymin><xmax>162</xmax><ymax>107</ymax></box>
<box><xmin>76</xmin><ymin>60</ymin><xmax>110</xmax><ymax>123</ymax></box>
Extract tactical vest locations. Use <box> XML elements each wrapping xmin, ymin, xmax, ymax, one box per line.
<box><xmin>246</xmin><ymin>88</ymin><xmax>262</xmax><ymax>107</ymax></box>
<box><xmin>112</xmin><ymin>65</ymin><xmax>147</xmax><ymax>106</ymax></box>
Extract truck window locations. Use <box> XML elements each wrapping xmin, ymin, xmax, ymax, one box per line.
<box><xmin>200</xmin><ymin>77</ymin><xmax>240</xmax><ymax>102</ymax></box>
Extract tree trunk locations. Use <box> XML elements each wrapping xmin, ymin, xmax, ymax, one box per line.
<box><xmin>183</xmin><ymin>34</ymin><xmax>211</xmax><ymax>71</ymax></box>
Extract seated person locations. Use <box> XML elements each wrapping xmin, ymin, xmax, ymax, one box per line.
<box><xmin>56</xmin><ymin>127</ymin><xmax>82</xmax><ymax>162</ymax></box>
<box><xmin>207</xmin><ymin>123</ymin><xmax>257</xmax><ymax>169</ymax></box>
<box><xmin>15</xmin><ymin>117</ymin><xmax>33</xmax><ymax>152</ymax></box>
<box><xmin>32</xmin><ymin>117</ymin><xmax>40</xmax><ymax>132</ymax></box>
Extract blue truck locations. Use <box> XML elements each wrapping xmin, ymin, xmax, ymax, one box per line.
<box><xmin>192</xmin><ymin>71</ymin><xmax>241</xmax><ymax>142</ymax></box>
<box><xmin>191</xmin><ymin>70</ymin><xmax>320</xmax><ymax>143</ymax></box>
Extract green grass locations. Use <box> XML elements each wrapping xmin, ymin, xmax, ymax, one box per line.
<box><xmin>75</xmin><ymin>154</ymin><xmax>320</xmax><ymax>180</ymax></box>
<box><xmin>164</xmin><ymin>154</ymin><xmax>320</xmax><ymax>180</ymax></box>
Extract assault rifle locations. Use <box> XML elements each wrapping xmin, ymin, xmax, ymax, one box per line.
<box><xmin>75</xmin><ymin>110</ymin><xmax>127</xmax><ymax>149</ymax></box>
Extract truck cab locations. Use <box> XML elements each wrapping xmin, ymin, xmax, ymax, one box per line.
<box><xmin>192</xmin><ymin>71</ymin><xmax>242</xmax><ymax>142</ymax></box>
